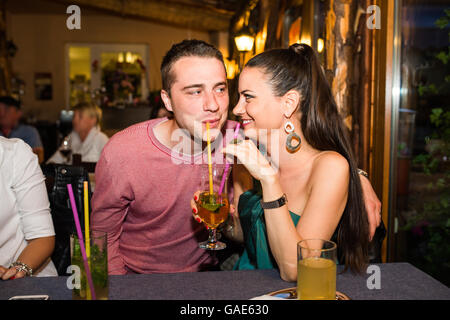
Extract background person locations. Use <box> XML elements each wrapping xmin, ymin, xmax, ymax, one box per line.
<box><xmin>0</xmin><ymin>137</ymin><xmax>57</xmax><ymax>279</ymax></box>
<box><xmin>0</xmin><ymin>96</ymin><xmax>44</xmax><ymax>163</ymax></box>
<box><xmin>47</xmin><ymin>102</ymin><xmax>109</xmax><ymax>164</ymax></box>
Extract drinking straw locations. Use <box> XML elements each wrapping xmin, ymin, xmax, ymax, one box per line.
<box><xmin>67</xmin><ymin>184</ymin><xmax>97</xmax><ymax>300</ymax></box>
<box><xmin>83</xmin><ymin>181</ymin><xmax>91</xmax><ymax>300</ymax></box>
<box><xmin>218</xmin><ymin>123</ymin><xmax>241</xmax><ymax>195</ymax></box>
<box><xmin>83</xmin><ymin>181</ymin><xmax>90</xmax><ymax>258</ymax></box>
<box><xmin>206</xmin><ymin>122</ymin><xmax>214</xmax><ymax>195</ymax></box>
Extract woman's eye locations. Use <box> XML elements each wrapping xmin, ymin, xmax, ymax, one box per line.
<box><xmin>244</xmin><ymin>94</ymin><xmax>253</xmax><ymax>102</ymax></box>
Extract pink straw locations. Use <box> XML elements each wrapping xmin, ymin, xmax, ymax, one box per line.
<box><xmin>67</xmin><ymin>184</ymin><xmax>97</xmax><ymax>300</ymax></box>
<box><xmin>218</xmin><ymin>123</ymin><xmax>241</xmax><ymax>195</ymax></box>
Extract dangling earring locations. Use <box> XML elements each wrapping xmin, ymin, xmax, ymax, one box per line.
<box><xmin>284</xmin><ymin>121</ymin><xmax>301</xmax><ymax>152</ymax></box>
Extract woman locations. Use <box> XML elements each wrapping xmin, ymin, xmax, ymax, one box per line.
<box><xmin>193</xmin><ymin>44</ymin><xmax>372</xmax><ymax>281</ymax></box>
<box><xmin>0</xmin><ymin>137</ymin><xmax>57</xmax><ymax>279</ymax></box>
<box><xmin>47</xmin><ymin>102</ymin><xmax>109</xmax><ymax>164</ymax></box>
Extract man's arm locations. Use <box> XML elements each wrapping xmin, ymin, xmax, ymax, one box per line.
<box><xmin>90</xmin><ymin>146</ymin><xmax>133</xmax><ymax>275</ymax></box>
<box><xmin>32</xmin><ymin>147</ymin><xmax>44</xmax><ymax>164</ymax></box>
<box><xmin>359</xmin><ymin>173</ymin><xmax>382</xmax><ymax>241</ymax></box>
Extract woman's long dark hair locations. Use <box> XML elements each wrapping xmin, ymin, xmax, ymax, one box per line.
<box><xmin>245</xmin><ymin>43</ymin><xmax>369</xmax><ymax>274</ymax></box>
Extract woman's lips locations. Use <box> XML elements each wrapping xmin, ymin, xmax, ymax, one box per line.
<box><xmin>241</xmin><ymin>119</ymin><xmax>253</xmax><ymax>127</ymax></box>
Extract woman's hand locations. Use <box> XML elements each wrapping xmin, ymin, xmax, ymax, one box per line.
<box><xmin>0</xmin><ymin>265</ymin><xmax>26</xmax><ymax>280</ymax></box>
<box><xmin>221</xmin><ymin>140</ymin><xmax>277</xmax><ymax>183</ymax></box>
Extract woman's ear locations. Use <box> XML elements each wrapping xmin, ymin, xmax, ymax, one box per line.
<box><xmin>161</xmin><ymin>90</ymin><xmax>173</xmax><ymax>112</ymax></box>
<box><xmin>282</xmin><ymin>90</ymin><xmax>301</xmax><ymax>119</ymax></box>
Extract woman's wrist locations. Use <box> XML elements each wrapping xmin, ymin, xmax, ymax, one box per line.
<box><xmin>260</xmin><ymin>172</ymin><xmax>279</xmax><ymax>186</ymax></box>
<box><xmin>10</xmin><ymin>261</ymin><xmax>33</xmax><ymax>277</ymax></box>
<box><xmin>260</xmin><ymin>174</ymin><xmax>284</xmax><ymax>202</ymax></box>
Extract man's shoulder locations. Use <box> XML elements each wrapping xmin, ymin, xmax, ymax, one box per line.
<box><xmin>14</xmin><ymin>124</ymin><xmax>39</xmax><ymax>136</ymax></box>
<box><xmin>108</xmin><ymin>119</ymin><xmax>155</xmax><ymax>140</ymax></box>
<box><xmin>102</xmin><ymin>119</ymin><xmax>159</xmax><ymax>153</ymax></box>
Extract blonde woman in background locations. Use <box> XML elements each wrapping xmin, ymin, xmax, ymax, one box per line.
<box><xmin>47</xmin><ymin>102</ymin><xmax>109</xmax><ymax>164</ymax></box>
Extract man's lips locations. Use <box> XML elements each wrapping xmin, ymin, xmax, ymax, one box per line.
<box><xmin>202</xmin><ymin>119</ymin><xmax>220</xmax><ymax>128</ymax></box>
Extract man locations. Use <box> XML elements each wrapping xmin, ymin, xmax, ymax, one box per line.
<box><xmin>91</xmin><ymin>39</ymin><xmax>381</xmax><ymax>275</ymax></box>
<box><xmin>0</xmin><ymin>96</ymin><xmax>44</xmax><ymax>163</ymax></box>
<box><xmin>46</xmin><ymin>102</ymin><xmax>109</xmax><ymax>164</ymax></box>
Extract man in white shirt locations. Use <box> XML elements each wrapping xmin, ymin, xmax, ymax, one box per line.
<box><xmin>47</xmin><ymin>102</ymin><xmax>109</xmax><ymax>164</ymax></box>
<box><xmin>0</xmin><ymin>137</ymin><xmax>57</xmax><ymax>278</ymax></box>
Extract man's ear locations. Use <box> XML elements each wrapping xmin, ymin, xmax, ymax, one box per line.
<box><xmin>161</xmin><ymin>90</ymin><xmax>173</xmax><ymax>112</ymax></box>
<box><xmin>282</xmin><ymin>90</ymin><xmax>301</xmax><ymax>119</ymax></box>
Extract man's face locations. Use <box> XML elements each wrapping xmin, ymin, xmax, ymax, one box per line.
<box><xmin>0</xmin><ymin>105</ymin><xmax>21</xmax><ymax>129</ymax></box>
<box><xmin>161</xmin><ymin>56</ymin><xmax>229</xmax><ymax>142</ymax></box>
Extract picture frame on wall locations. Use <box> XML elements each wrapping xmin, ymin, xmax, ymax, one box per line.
<box><xmin>34</xmin><ymin>72</ymin><xmax>53</xmax><ymax>100</ymax></box>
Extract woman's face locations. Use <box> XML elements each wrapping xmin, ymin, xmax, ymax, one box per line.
<box><xmin>72</xmin><ymin>110</ymin><xmax>96</xmax><ymax>135</ymax></box>
<box><xmin>233</xmin><ymin>67</ymin><xmax>285</xmax><ymax>141</ymax></box>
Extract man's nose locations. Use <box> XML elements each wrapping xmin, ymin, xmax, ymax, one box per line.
<box><xmin>203</xmin><ymin>91</ymin><xmax>219</xmax><ymax>112</ymax></box>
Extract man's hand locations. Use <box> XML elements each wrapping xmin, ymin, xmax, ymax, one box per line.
<box><xmin>360</xmin><ymin>175</ymin><xmax>382</xmax><ymax>241</ymax></box>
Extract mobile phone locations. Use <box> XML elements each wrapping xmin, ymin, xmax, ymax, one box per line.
<box><xmin>9</xmin><ymin>295</ymin><xmax>50</xmax><ymax>300</ymax></box>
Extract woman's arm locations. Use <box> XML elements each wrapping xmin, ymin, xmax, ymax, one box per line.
<box><xmin>262</xmin><ymin>152</ymin><xmax>349</xmax><ymax>281</ymax></box>
<box><xmin>1</xmin><ymin>236</ymin><xmax>55</xmax><ymax>280</ymax></box>
<box><xmin>1</xmin><ymin>140</ymin><xmax>56</xmax><ymax>280</ymax></box>
<box><xmin>222</xmin><ymin>141</ymin><xmax>349</xmax><ymax>281</ymax></box>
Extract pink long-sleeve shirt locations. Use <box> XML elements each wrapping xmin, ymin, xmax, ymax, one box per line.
<box><xmin>91</xmin><ymin>117</ymin><xmax>237</xmax><ymax>274</ymax></box>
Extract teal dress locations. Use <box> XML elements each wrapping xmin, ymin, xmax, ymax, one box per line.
<box><xmin>234</xmin><ymin>184</ymin><xmax>301</xmax><ymax>270</ymax></box>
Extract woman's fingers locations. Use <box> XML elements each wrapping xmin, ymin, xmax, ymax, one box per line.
<box><xmin>1</xmin><ymin>267</ymin><xmax>19</xmax><ymax>280</ymax></box>
<box><xmin>190</xmin><ymin>191</ymin><xmax>203</xmax><ymax>224</ymax></box>
<box><xmin>229</xmin><ymin>204</ymin><xmax>236</xmax><ymax>217</ymax></box>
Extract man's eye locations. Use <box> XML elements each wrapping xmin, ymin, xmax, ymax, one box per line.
<box><xmin>216</xmin><ymin>87</ymin><xmax>226</xmax><ymax>93</ymax></box>
<box><xmin>189</xmin><ymin>90</ymin><xmax>201</xmax><ymax>95</ymax></box>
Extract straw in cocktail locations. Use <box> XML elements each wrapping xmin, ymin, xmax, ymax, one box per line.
<box><xmin>197</xmin><ymin>122</ymin><xmax>230</xmax><ymax>250</ymax></box>
<box><xmin>67</xmin><ymin>184</ymin><xmax>97</xmax><ymax>300</ymax></box>
<box><xmin>218</xmin><ymin>122</ymin><xmax>241</xmax><ymax>197</ymax></box>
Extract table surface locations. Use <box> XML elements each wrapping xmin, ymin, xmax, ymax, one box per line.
<box><xmin>1</xmin><ymin>263</ymin><xmax>449</xmax><ymax>300</ymax></box>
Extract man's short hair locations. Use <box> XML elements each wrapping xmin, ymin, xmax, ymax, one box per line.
<box><xmin>72</xmin><ymin>101</ymin><xmax>102</xmax><ymax>126</ymax></box>
<box><xmin>0</xmin><ymin>96</ymin><xmax>21</xmax><ymax>109</ymax></box>
<box><xmin>160</xmin><ymin>39</ymin><xmax>225</xmax><ymax>93</ymax></box>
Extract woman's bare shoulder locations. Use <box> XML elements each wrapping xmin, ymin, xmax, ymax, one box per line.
<box><xmin>311</xmin><ymin>151</ymin><xmax>350</xmax><ymax>182</ymax></box>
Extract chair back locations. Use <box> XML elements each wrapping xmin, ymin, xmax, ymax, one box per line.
<box><xmin>42</xmin><ymin>164</ymin><xmax>92</xmax><ymax>275</ymax></box>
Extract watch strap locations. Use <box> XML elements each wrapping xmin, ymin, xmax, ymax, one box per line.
<box><xmin>260</xmin><ymin>194</ymin><xmax>288</xmax><ymax>210</ymax></box>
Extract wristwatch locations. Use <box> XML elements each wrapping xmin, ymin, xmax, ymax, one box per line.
<box><xmin>260</xmin><ymin>194</ymin><xmax>288</xmax><ymax>210</ymax></box>
<box><xmin>357</xmin><ymin>168</ymin><xmax>369</xmax><ymax>179</ymax></box>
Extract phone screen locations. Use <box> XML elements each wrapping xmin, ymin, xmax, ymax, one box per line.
<box><xmin>9</xmin><ymin>295</ymin><xmax>50</xmax><ymax>300</ymax></box>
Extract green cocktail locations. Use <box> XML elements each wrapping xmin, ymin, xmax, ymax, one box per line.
<box><xmin>71</xmin><ymin>231</ymin><xmax>108</xmax><ymax>300</ymax></box>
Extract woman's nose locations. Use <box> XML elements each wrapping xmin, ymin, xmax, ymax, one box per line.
<box><xmin>233</xmin><ymin>98</ymin><xmax>246</xmax><ymax>116</ymax></box>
